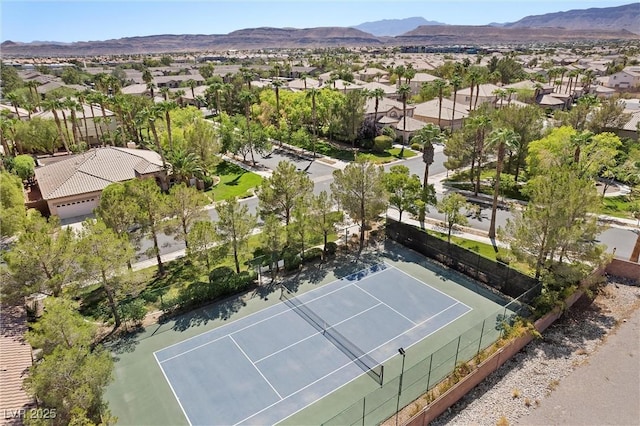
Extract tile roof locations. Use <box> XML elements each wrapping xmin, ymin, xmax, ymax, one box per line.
<box><xmin>35</xmin><ymin>147</ymin><xmax>164</xmax><ymax>200</ymax></box>
<box><xmin>365</xmin><ymin>97</ymin><xmax>414</xmax><ymax>115</ymax></box>
<box><xmin>393</xmin><ymin>116</ymin><xmax>428</xmax><ymax>132</ymax></box>
<box><xmin>0</xmin><ymin>306</ymin><xmax>34</xmax><ymax>418</ymax></box>
<box><xmin>622</xmin><ymin>111</ymin><xmax>640</xmax><ymax>131</ymax></box>
<box><xmin>413</xmin><ymin>98</ymin><xmax>469</xmax><ymax>120</ymax></box>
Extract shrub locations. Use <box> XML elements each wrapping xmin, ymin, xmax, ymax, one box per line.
<box><xmin>202</xmin><ymin>175</ymin><xmax>214</xmax><ymax>190</ymax></box>
<box><xmin>282</xmin><ymin>248</ymin><xmax>302</xmax><ymax>271</ymax></box>
<box><xmin>119</xmin><ymin>299</ymin><xmax>147</xmax><ymax>326</ymax></box>
<box><xmin>411</xmin><ymin>142</ymin><xmax>423</xmax><ymax>151</ymax></box>
<box><xmin>325</xmin><ymin>241</ymin><xmax>338</xmax><ymax>256</ymax></box>
<box><xmin>360</xmin><ymin>138</ymin><xmax>374</xmax><ymax>150</ymax></box>
<box><xmin>302</xmin><ymin>247</ymin><xmax>323</xmax><ymax>263</ymax></box>
<box><xmin>373</xmin><ymin>135</ymin><xmax>393</xmax><ymax>153</ymax></box>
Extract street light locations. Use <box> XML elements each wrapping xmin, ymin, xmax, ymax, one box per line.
<box><xmin>395</xmin><ymin>347</ymin><xmax>406</xmax><ymax>426</ymax></box>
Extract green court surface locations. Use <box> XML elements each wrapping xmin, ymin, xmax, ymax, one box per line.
<box><xmin>105</xmin><ymin>241</ymin><xmax>513</xmax><ymax>425</ymax></box>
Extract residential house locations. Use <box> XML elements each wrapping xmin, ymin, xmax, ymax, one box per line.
<box><xmin>287</xmin><ymin>77</ymin><xmax>321</xmax><ymax>91</ymax></box>
<box><xmin>32</xmin><ymin>103</ymin><xmax>117</xmax><ymax>146</ymax></box>
<box><xmin>360</xmin><ymin>81</ymin><xmax>397</xmax><ymax>99</ymax></box>
<box><xmin>364</xmin><ymin>97</ymin><xmax>415</xmax><ymax>123</ymax></box>
<box><xmin>413</xmin><ymin>98</ymin><xmax>469</xmax><ymax>130</ymax></box>
<box><xmin>455</xmin><ymin>83</ymin><xmax>503</xmax><ymax>109</ymax></box>
<box><xmin>356</xmin><ymin>67</ymin><xmax>388</xmax><ymax>82</ymax></box>
<box><xmin>34</xmin><ymin>147</ymin><xmax>167</xmax><ymax>219</ymax></box>
<box><xmin>407</xmin><ymin>72</ymin><xmax>439</xmax><ymax>95</ymax></box>
<box><xmin>154</xmin><ymin>74</ymin><xmax>205</xmax><ymax>89</ymax></box>
<box><xmin>0</xmin><ymin>103</ymin><xmax>30</xmax><ymax>120</ymax></box>
<box><xmin>603</xmin><ymin>67</ymin><xmax>640</xmax><ymax>89</ymax></box>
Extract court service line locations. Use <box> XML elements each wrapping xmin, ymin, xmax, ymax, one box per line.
<box><xmin>157</xmin><ymin>282</ymin><xmax>369</xmax><ymax>364</ymax></box>
<box><xmin>253</xmin><ymin>302</ymin><xmax>384</xmax><ymax>364</ymax></box>
<box><xmin>155</xmin><ymin>263</ymin><xmax>389</xmax><ymax>359</ymax></box>
<box><xmin>153</xmin><ymin>352</ymin><xmax>193</xmax><ymax>426</ymax></box>
<box><xmin>261</xmin><ymin>302</ymin><xmax>474</xmax><ymax>426</ymax></box>
<box><xmin>228</xmin><ymin>335</ymin><xmax>284</xmax><ymax>401</ymax></box>
<box><xmin>353</xmin><ymin>283</ymin><xmax>418</xmax><ymax>325</ymax></box>
<box><xmin>391</xmin><ymin>264</ymin><xmax>474</xmax><ymax>311</ymax></box>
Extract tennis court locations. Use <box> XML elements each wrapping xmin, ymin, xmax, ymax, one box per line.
<box><xmin>154</xmin><ymin>263</ymin><xmax>471</xmax><ymax>426</ymax></box>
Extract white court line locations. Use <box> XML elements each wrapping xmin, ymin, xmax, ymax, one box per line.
<box><xmin>228</xmin><ymin>335</ymin><xmax>284</xmax><ymax>400</ymax></box>
<box><xmin>353</xmin><ymin>283</ymin><xmax>418</xmax><ymax>325</ymax></box>
<box><xmin>245</xmin><ymin>301</ymin><xmax>473</xmax><ymax>426</ymax></box>
<box><xmin>390</xmin><ymin>263</ymin><xmax>474</xmax><ymax>311</ymax></box>
<box><xmin>153</xmin><ymin>352</ymin><xmax>193</xmax><ymax>426</ymax></box>
<box><xmin>154</xmin><ymin>263</ymin><xmax>393</xmax><ymax>362</ymax></box>
<box><xmin>158</xmin><ymin>267</ymin><xmax>389</xmax><ymax>363</ymax></box>
<box><xmin>253</xmin><ymin>302</ymin><xmax>383</xmax><ymax>364</ymax></box>
<box><xmin>158</xmin><ymin>281</ymin><xmax>372</xmax><ymax>364</ymax></box>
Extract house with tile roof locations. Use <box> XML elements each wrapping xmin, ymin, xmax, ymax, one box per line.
<box><xmin>603</xmin><ymin>67</ymin><xmax>640</xmax><ymax>89</ymax></box>
<box><xmin>33</xmin><ymin>147</ymin><xmax>167</xmax><ymax>220</ymax></box>
<box><xmin>413</xmin><ymin>98</ymin><xmax>469</xmax><ymax>130</ymax></box>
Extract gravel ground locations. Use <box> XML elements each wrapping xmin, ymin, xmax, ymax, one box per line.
<box><xmin>430</xmin><ymin>276</ymin><xmax>640</xmax><ymax>426</ymax></box>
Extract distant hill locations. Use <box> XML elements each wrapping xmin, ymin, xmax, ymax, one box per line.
<box><xmin>506</xmin><ymin>3</ymin><xmax>640</xmax><ymax>34</ymax></box>
<box><xmin>3</xmin><ymin>3</ymin><xmax>640</xmax><ymax>58</ymax></box>
<box><xmin>352</xmin><ymin>17</ymin><xmax>444</xmax><ymax>36</ymax></box>
<box><xmin>397</xmin><ymin>25</ymin><xmax>639</xmax><ymax>44</ymax></box>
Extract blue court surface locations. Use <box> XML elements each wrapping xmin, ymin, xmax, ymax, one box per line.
<box><xmin>154</xmin><ymin>263</ymin><xmax>471</xmax><ymax>425</ymax></box>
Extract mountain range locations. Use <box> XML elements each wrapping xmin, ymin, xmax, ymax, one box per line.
<box><xmin>1</xmin><ymin>3</ymin><xmax>638</xmax><ymax>57</ymax></box>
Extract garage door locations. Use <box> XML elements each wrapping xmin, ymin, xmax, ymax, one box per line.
<box><xmin>55</xmin><ymin>197</ymin><xmax>98</xmax><ymax>219</ymax></box>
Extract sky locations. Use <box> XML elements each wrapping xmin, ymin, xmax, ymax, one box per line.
<box><xmin>1</xmin><ymin>0</ymin><xmax>634</xmax><ymax>43</ymax></box>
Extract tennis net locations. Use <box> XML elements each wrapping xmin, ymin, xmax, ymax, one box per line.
<box><xmin>280</xmin><ymin>288</ymin><xmax>384</xmax><ymax>385</ymax></box>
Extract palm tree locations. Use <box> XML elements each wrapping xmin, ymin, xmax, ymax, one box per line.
<box><xmin>25</xmin><ymin>80</ymin><xmax>41</xmax><ymax>108</ymax></box>
<box><xmin>63</xmin><ymin>97</ymin><xmax>82</xmax><ymax>148</ymax></box>
<box><xmin>41</xmin><ymin>98</ymin><xmax>70</xmax><ymax>154</ymax></box>
<box><xmin>5</xmin><ymin>92</ymin><xmax>23</xmax><ymax>119</ymax></box>
<box><xmin>205</xmin><ymin>81</ymin><xmax>223</xmax><ymax>115</ymax></box>
<box><xmin>306</xmin><ymin>88</ymin><xmax>320</xmax><ymax>157</ymax></box>
<box><xmin>92</xmin><ymin>92</ymin><xmax>111</xmax><ymax>144</ymax></box>
<box><xmin>271</xmin><ymin>79</ymin><xmax>284</xmax><ymax>128</ymax></box>
<box><xmin>486</xmin><ymin>128</ymin><xmax>520</xmax><ymax>239</ymax></box>
<box><xmin>581</xmin><ymin>70</ymin><xmax>595</xmax><ymax>94</ymax></box>
<box><xmin>404</xmin><ymin>64</ymin><xmax>416</xmax><ymax>85</ymax></box>
<box><xmin>394</xmin><ymin>65</ymin><xmax>406</xmax><ymax>89</ymax></box>
<box><xmin>468</xmin><ymin>114</ymin><xmax>492</xmax><ymax>196</ymax></box>
<box><xmin>157</xmin><ymin>101</ymin><xmax>178</xmax><ymax>150</ymax></box>
<box><xmin>370</xmin><ymin>87</ymin><xmax>385</xmax><ymax>123</ymax></box>
<box><xmin>466</xmin><ymin>67</ymin><xmax>482</xmax><ymax>111</ymax></box>
<box><xmin>433</xmin><ymin>79</ymin><xmax>449</xmax><ymax>128</ymax></box>
<box><xmin>449</xmin><ymin>73</ymin><xmax>463</xmax><ymax>132</ymax></box>
<box><xmin>186</xmin><ymin>79</ymin><xmax>197</xmax><ymax>99</ymax></box>
<box><xmin>140</xmin><ymin>105</ymin><xmax>167</xmax><ymax>169</ymax></box>
<box><xmin>240</xmin><ymin>68</ymin><xmax>254</xmax><ymax>90</ymax></box>
<box><xmin>492</xmin><ymin>88</ymin><xmax>507</xmax><ymax>108</ymax></box>
<box><xmin>159</xmin><ymin>86</ymin><xmax>171</xmax><ymax>101</ymax></box>
<box><xmin>505</xmin><ymin>87</ymin><xmax>517</xmax><ymax>105</ymax></box>
<box><xmin>238</xmin><ymin>89</ymin><xmax>256</xmax><ymax>165</ymax></box>
<box><xmin>397</xmin><ymin>83</ymin><xmax>411</xmax><ymax>152</ymax></box>
<box><xmin>166</xmin><ymin>149</ymin><xmax>202</xmax><ymax>184</ymax></box>
<box><xmin>0</xmin><ymin>114</ymin><xmax>18</xmax><ymax>156</ymax></box>
<box><xmin>412</xmin><ymin>123</ymin><xmax>442</xmax><ymax>187</ymax></box>
<box><xmin>76</xmin><ymin>90</ymin><xmax>92</xmax><ymax>144</ymax></box>
<box><xmin>570</xmin><ymin>130</ymin><xmax>593</xmax><ymax>167</ymax></box>
<box><xmin>146</xmin><ymin>82</ymin><xmax>156</xmax><ymax>99</ymax></box>
<box><xmin>142</xmin><ymin>68</ymin><xmax>153</xmax><ymax>87</ymax></box>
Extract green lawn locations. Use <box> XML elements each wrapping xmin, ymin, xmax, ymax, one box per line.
<box><xmin>424</xmin><ymin>229</ymin><xmax>533</xmax><ymax>276</ymax></box>
<box><xmin>356</xmin><ymin>148</ymin><xmax>417</xmax><ymax>164</ymax></box>
<box><xmin>206</xmin><ymin>161</ymin><xmax>263</xmax><ymax>201</ymax></box>
<box><xmin>77</xmin><ymin>230</ymin><xmax>338</xmax><ymax>320</ymax></box>
<box><xmin>599</xmin><ymin>195</ymin><xmax>638</xmax><ymax>219</ymax></box>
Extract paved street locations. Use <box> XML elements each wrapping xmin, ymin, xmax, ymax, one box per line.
<box><xmin>70</xmin><ymin>144</ymin><xmax>638</xmax><ymax>264</ymax></box>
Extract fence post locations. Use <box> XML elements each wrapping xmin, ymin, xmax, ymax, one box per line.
<box><xmin>477</xmin><ymin>319</ymin><xmax>486</xmax><ymax>356</ymax></box>
<box><xmin>475</xmin><ymin>252</ymin><xmax>481</xmax><ymax>280</ymax></box>
<box><xmin>425</xmin><ymin>353</ymin><xmax>433</xmax><ymax>391</ymax></box>
<box><xmin>453</xmin><ymin>336</ymin><xmax>462</xmax><ymax>368</ymax></box>
<box><xmin>362</xmin><ymin>396</ymin><xmax>366</xmax><ymax>426</ymax></box>
<box><xmin>159</xmin><ymin>293</ymin><xmax>164</xmax><ymax>310</ymax></box>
